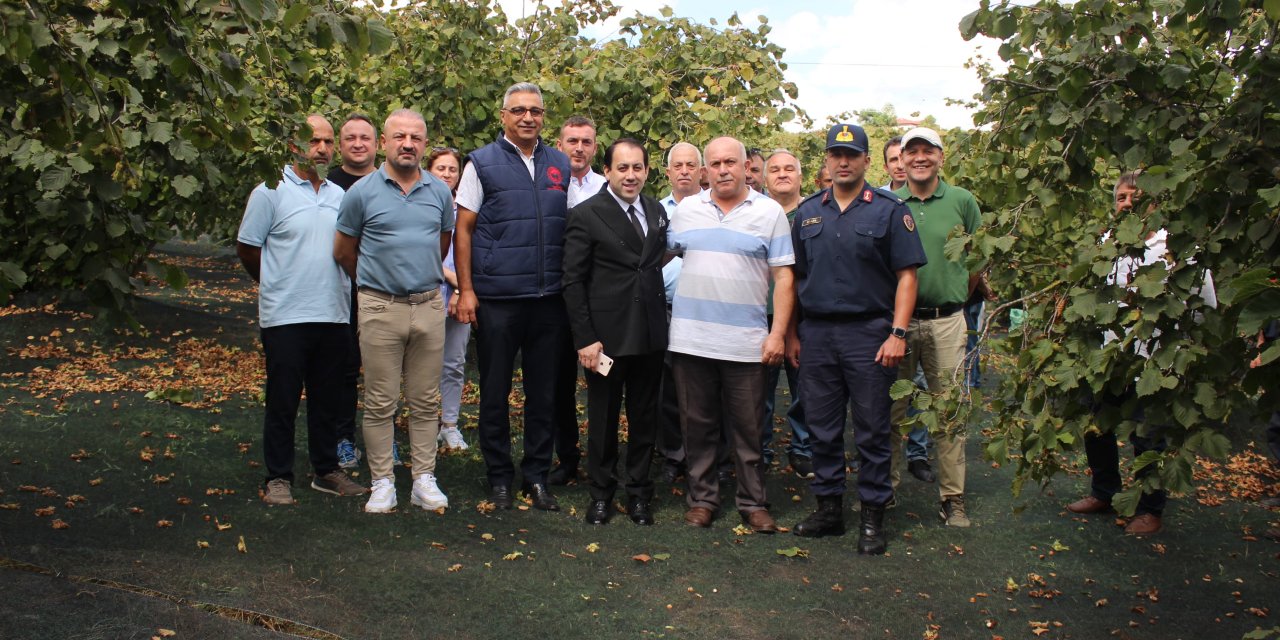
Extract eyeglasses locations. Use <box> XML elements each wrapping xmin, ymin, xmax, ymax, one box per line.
<box><xmin>503</xmin><ymin>107</ymin><xmax>546</xmax><ymax>117</ymax></box>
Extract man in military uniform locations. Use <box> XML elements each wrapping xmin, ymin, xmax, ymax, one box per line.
<box><xmin>787</xmin><ymin>124</ymin><xmax>926</xmax><ymax>555</ymax></box>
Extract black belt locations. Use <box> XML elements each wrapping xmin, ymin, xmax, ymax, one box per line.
<box><xmin>358</xmin><ymin>286</ymin><xmax>439</xmax><ymax>304</ymax></box>
<box><xmin>912</xmin><ymin>303</ymin><xmax>963</xmax><ymax>320</ymax></box>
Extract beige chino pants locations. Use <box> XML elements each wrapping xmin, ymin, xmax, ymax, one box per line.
<box><xmin>357</xmin><ymin>290</ymin><xmax>445</xmax><ymax>481</ymax></box>
<box><xmin>890</xmin><ymin>311</ymin><xmax>968</xmax><ymax>500</ymax></box>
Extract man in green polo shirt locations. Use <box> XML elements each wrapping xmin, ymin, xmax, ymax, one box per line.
<box><xmin>891</xmin><ymin>127</ymin><xmax>982</xmax><ymax>527</ymax></box>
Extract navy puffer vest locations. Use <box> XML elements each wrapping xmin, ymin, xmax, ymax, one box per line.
<box><xmin>468</xmin><ymin>136</ymin><xmax>571</xmax><ymax>299</ymax></box>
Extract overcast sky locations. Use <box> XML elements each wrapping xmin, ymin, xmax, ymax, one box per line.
<box><xmin>497</xmin><ymin>0</ymin><xmax>1002</xmax><ymax>130</ymax></box>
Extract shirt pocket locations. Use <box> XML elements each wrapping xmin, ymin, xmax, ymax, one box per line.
<box><xmin>853</xmin><ymin>214</ymin><xmax>887</xmax><ymax>239</ymax></box>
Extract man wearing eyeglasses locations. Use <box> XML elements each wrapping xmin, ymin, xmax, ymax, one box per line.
<box><xmin>452</xmin><ymin>82</ymin><xmax>573</xmax><ymax>512</ymax></box>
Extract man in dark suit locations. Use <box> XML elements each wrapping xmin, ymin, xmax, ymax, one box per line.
<box><xmin>562</xmin><ymin>138</ymin><xmax>669</xmax><ymax>525</ymax></box>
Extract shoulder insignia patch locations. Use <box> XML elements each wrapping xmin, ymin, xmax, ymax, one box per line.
<box><xmin>862</xmin><ymin>189</ymin><xmax>873</xmax><ymax>203</ymax></box>
<box><xmin>802</xmin><ymin>216</ymin><xmax>822</xmax><ymax>227</ymax></box>
<box><xmin>903</xmin><ymin>214</ymin><xmax>916</xmax><ymax>232</ymax></box>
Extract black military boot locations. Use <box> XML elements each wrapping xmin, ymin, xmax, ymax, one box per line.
<box><xmin>793</xmin><ymin>494</ymin><xmax>845</xmax><ymax>537</ymax></box>
<box><xmin>857</xmin><ymin>503</ymin><xmax>887</xmax><ymax>555</ymax></box>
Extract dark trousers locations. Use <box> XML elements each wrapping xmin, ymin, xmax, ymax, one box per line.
<box><xmin>260</xmin><ymin>323</ymin><xmax>347</xmax><ymax>482</ymax></box>
<box><xmin>585</xmin><ymin>351</ymin><xmax>662</xmax><ymax>501</ymax></box>
<box><xmin>1085</xmin><ymin>391</ymin><xmax>1167</xmax><ymax>516</ymax></box>
<box><xmin>336</xmin><ymin>282</ymin><xmax>360</xmax><ymax>444</ymax></box>
<box><xmin>656</xmin><ymin>352</ymin><xmax>686</xmax><ymax>468</ymax></box>
<box><xmin>672</xmin><ymin>353</ymin><xmax>767</xmax><ymax>513</ymax></box>
<box><xmin>799</xmin><ymin>317</ymin><xmax>895</xmax><ymax>506</ymax></box>
<box><xmin>553</xmin><ymin>341</ymin><xmax>582</xmax><ymax>468</ymax></box>
<box><xmin>475</xmin><ymin>296</ymin><xmax>571</xmax><ymax>487</ymax></box>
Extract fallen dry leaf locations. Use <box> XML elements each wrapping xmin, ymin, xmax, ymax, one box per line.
<box><xmin>448</xmin><ymin>564</ymin><xmax>462</xmax><ymax>572</ymax></box>
<box><xmin>51</xmin><ymin>519</ymin><xmax>69</xmax><ymax>530</ymax></box>
<box><xmin>586</xmin><ymin>542</ymin><xmax>600</xmax><ymax>553</ymax></box>
<box><xmin>34</xmin><ymin>506</ymin><xmax>55</xmax><ymax>517</ymax></box>
<box><xmin>196</xmin><ymin>540</ymin><xmax>210</xmax><ymax>549</ymax></box>
<box><xmin>237</xmin><ymin>536</ymin><xmax>247</xmax><ymax>553</ymax></box>
<box><xmin>633</xmin><ymin>554</ymin><xmax>652</xmax><ymax>563</ymax></box>
<box><xmin>156</xmin><ymin>520</ymin><xmax>173</xmax><ymax>528</ymax></box>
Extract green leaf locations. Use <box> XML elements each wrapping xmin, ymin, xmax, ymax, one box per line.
<box><xmin>282</xmin><ymin>3</ymin><xmax>310</xmax><ymax>29</ymax></box>
<box><xmin>0</xmin><ymin>262</ymin><xmax>28</xmax><ymax>288</ymax></box>
<box><xmin>1259</xmin><ymin>185</ymin><xmax>1280</xmax><ymax>208</ymax></box>
<box><xmin>45</xmin><ymin>243</ymin><xmax>69</xmax><ymax>260</ymax></box>
<box><xmin>172</xmin><ymin>175</ymin><xmax>200</xmax><ymax>198</ymax></box>
<box><xmin>775</xmin><ymin>547</ymin><xmax>809</xmax><ymax>558</ymax></box>
<box><xmin>165</xmin><ymin>264</ymin><xmax>189</xmax><ymax>290</ymax></box>
<box><xmin>889</xmin><ymin>379</ymin><xmax>916</xmax><ymax>401</ymax></box>
<box><xmin>67</xmin><ymin>154</ymin><xmax>93</xmax><ymax>174</ymax></box>
<box><xmin>147</xmin><ymin>121</ymin><xmax>174</xmax><ymax>144</ymax></box>
<box><xmin>106</xmin><ymin>220</ymin><xmax>126</xmax><ymax>238</ymax></box>
<box><xmin>39</xmin><ymin>166</ymin><xmax>73</xmax><ymax>192</ymax></box>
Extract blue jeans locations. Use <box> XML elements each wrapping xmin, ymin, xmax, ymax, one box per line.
<box><xmin>963</xmin><ymin>299</ymin><xmax>984</xmax><ymax>389</ymax></box>
<box><xmin>761</xmin><ymin>360</ymin><xmax>811</xmax><ymax>460</ymax></box>
<box><xmin>904</xmin><ymin>366</ymin><xmax>930</xmax><ymax>462</ymax></box>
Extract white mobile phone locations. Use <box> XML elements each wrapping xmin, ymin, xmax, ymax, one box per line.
<box><xmin>596</xmin><ymin>353</ymin><xmax>614</xmax><ymax>376</ymax></box>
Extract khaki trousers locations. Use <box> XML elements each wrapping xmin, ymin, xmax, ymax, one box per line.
<box><xmin>890</xmin><ymin>311</ymin><xmax>968</xmax><ymax>499</ymax></box>
<box><xmin>357</xmin><ymin>290</ymin><xmax>445</xmax><ymax>481</ymax></box>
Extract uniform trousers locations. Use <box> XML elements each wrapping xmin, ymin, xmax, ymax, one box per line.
<box><xmin>261</xmin><ymin>322</ymin><xmax>347</xmax><ymax>483</ymax></box>
<box><xmin>799</xmin><ymin>316</ymin><xmax>895</xmax><ymax>506</ymax></box>
<box><xmin>890</xmin><ymin>311</ymin><xmax>968</xmax><ymax>499</ymax></box>
<box><xmin>672</xmin><ymin>353</ymin><xmax>768</xmax><ymax>513</ymax></box>
<box><xmin>474</xmin><ymin>296</ymin><xmax>571</xmax><ymax>487</ymax></box>
<box><xmin>584</xmin><ymin>352</ymin><xmax>662</xmax><ymax>501</ymax></box>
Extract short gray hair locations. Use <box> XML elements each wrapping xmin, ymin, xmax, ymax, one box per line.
<box><xmin>503</xmin><ymin>82</ymin><xmax>543</xmax><ymax>106</ymax></box>
<box><xmin>385</xmin><ymin>108</ymin><xmax>425</xmax><ymax>129</ymax></box>
<box><xmin>1114</xmin><ymin>169</ymin><xmax>1141</xmax><ymax>200</ymax></box>
<box><xmin>666</xmin><ymin>141</ymin><xmax>703</xmax><ymax>167</ymax></box>
<box><xmin>765</xmin><ymin>148</ymin><xmax>800</xmax><ymax>173</ymax></box>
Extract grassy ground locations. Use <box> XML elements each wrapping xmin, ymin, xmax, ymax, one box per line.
<box><xmin>1</xmin><ymin>241</ymin><xmax>1278</xmax><ymax>640</ymax></box>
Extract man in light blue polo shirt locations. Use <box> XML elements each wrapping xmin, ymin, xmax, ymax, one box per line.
<box><xmin>334</xmin><ymin>109</ymin><xmax>455</xmax><ymax>514</ymax></box>
<box><xmin>237</xmin><ymin>114</ymin><xmax>368</xmax><ymax>506</ymax></box>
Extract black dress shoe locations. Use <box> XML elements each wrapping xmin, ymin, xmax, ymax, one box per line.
<box><xmin>548</xmin><ymin>462</ymin><xmax>578</xmax><ymax>486</ymax></box>
<box><xmin>521</xmin><ymin>483</ymin><xmax>561</xmax><ymax>511</ymax></box>
<box><xmin>627</xmin><ymin>497</ymin><xmax>654</xmax><ymax>526</ymax></box>
<box><xmin>908</xmin><ymin>459</ymin><xmax>937</xmax><ymax>483</ymax></box>
<box><xmin>585</xmin><ymin>499</ymin><xmax>611</xmax><ymax>524</ymax></box>
<box><xmin>661</xmin><ymin>462</ymin><xmax>685</xmax><ymax>484</ymax></box>
<box><xmin>490</xmin><ymin>485</ymin><xmax>513</xmax><ymax>510</ymax></box>
<box><xmin>717</xmin><ymin>467</ymin><xmax>734</xmax><ymax>484</ymax></box>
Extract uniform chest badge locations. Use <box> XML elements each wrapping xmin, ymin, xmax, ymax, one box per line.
<box><xmin>862</xmin><ymin>189</ymin><xmax>873</xmax><ymax>203</ymax></box>
<box><xmin>903</xmin><ymin>214</ymin><xmax>916</xmax><ymax>232</ymax></box>
<box><xmin>802</xmin><ymin>216</ymin><xmax>822</xmax><ymax>227</ymax></box>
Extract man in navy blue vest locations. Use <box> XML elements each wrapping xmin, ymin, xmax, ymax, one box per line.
<box><xmin>452</xmin><ymin>82</ymin><xmax>573</xmax><ymax>512</ymax></box>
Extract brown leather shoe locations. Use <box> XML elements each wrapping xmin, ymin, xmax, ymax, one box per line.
<box><xmin>1065</xmin><ymin>495</ymin><xmax>1113</xmax><ymax>514</ymax></box>
<box><xmin>685</xmin><ymin>507</ymin><xmax>713</xmax><ymax>528</ymax></box>
<box><xmin>1124</xmin><ymin>513</ymin><xmax>1163</xmax><ymax>535</ymax></box>
<box><xmin>742</xmin><ymin>509</ymin><xmax>778</xmax><ymax>534</ymax></box>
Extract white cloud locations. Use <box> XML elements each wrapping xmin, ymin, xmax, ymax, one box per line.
<box><xmin>495</xmin><ymin>0</ymin><xmax>1003</xmax><ymax>130</ymax></box>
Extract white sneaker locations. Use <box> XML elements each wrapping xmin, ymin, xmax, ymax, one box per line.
<box><xmin>410</xmin><ymin>473</ymin><xmax>448</xmax><ymax>510</ymax></box>
<box><xmin>364</xmin><ymin>477</ymin><xmax>397</xmax><ymax>513</ymax></box>
<box><xmin>438</xmin><ymin>426</ymin><xmax>469</xmax><ymax>451</ymax></box>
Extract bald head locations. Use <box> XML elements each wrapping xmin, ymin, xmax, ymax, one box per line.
<box><xmin>703</xmin><ymin>137</ymin><xmax>749</xmax><ymax>202</ymax></box>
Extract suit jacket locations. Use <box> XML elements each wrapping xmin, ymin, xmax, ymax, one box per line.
<box><xmin>562</xmin><ymin>188</ymin><xmax>669</xmax><ymax>357</ymax></box>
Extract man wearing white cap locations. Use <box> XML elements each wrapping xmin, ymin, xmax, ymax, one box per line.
<box><xmin>891</xmin><ymin>127</ymin><xmax>983</xmax><ymax>527</ymax></box>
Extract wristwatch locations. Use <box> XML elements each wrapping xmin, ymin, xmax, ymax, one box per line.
<box><xmin>890</xmin><ymin>326</ymin><xmax>908</xmax><ymax>340</ymax></box>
